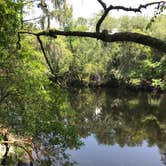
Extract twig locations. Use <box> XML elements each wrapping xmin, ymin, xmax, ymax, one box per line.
<box><xmin>97</xmin><ymin>0</ymin><xmax>106</xmax><ymax>10</ymax></box>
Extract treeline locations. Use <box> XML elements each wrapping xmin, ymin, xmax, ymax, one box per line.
<box><xmin>46</xmin><ymin>14</ymin><xmax>166</xmax><ymax>92</ymax></box>
<box><xmin>1</xmin><ymin>1</ymin><xmax>166</xmax><ymax>112</ymax></box>
<box><xmin>0</xmin><ymin>2</ymin><xmax>81</xmax><ymax>162</ymax></box>
<box><xmin>0</xmin><ymin>1</ymin><xmax>166</xmax><ymax>163</ymax></box>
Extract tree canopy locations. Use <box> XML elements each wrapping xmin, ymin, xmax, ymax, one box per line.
<box><xmin>0</xmin><ymin>0</ymin><xmax>166</xmax><ymax>164</ymax></box>
<box><xmin>19</xmin><ymin>0</ymin><xmax>166</xmax><ymax>52</ymax></box>
<box><xmin>14</xmin><ymin>0</ymin><xmax>166</xmax><ymax>90</ymax></box>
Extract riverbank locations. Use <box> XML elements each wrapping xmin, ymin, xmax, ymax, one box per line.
<box><xmin>49</xmin><ymin>75</ymin><xmax>166</xmax><ymax>94</ymax></box>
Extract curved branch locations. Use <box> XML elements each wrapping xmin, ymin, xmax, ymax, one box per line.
<box><xmin>97</xmin><ymin>0</ymin><xmax>106</xmax><ymax>10</ymax></box>
<box><xmin>37</xmin><ymin>36</ymin><xmax>55</xmax><ymax>75</ymax></box>
<box><xmin>108</xmin><ymin>1</ymin><xmax>166</xmax><ymax>12</ymax></box>
<box><xmin>18</xmin><ymin>30</ymin><xmax>166</xmax><ymax>53</ymax></box>
<box><xmin>96</xmin><ymin>1</ymin><xmax>166</xmax><ymax>32</ymax></box>
<box><xmin>17</xmin><ymin>31</ymin><xmax>56</xmax><ymax>74</ymax></box>
<box><xmin>96</xmin><ymin>9</ymin><xmax>110</xmax><ymax>32</ymax></box>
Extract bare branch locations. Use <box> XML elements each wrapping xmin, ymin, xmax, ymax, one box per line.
<box><xmin>37</xmin><ymin>36</ymin><xmax>55</xmax><ymax>75</ymax></box>
<box><xmin>97</xmin><ymin>0</ymin><xmax>106</xmax><ymax>10</ymax></box>
<box><xmin>137</xmin><ymin>1</ymin><xmax>165</xmax><ymax>11</ymax></box>
<box><xmin>96</xmin><ymin>9</ymin><xmax>110</xmax><ymax>32</ymax></box>
<box><xmin>107</xmin><ymin>1</ymin><xmax>165</xmax><ymax>13</ymax></box>
<box><xmin>96</xmin><ymin>1</ymin><xmax>166</xmax><ymax>32</ymax></box>
<box><xmin>17</xmin><ymin>31</ymin><xmax>56</xmax><ymax>75</ymax></box>
<box><xmin>22</xmin><ymin>0</ymin><xmax>40</xmax><ymax>5</ymax></box>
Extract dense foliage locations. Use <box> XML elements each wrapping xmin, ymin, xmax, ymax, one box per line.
<box><xmin>18</xmin><ymin>0</ymin><xmax>166</xmax><ymax>91</ymax></box>
<box><xmin>0</xmin><ymin>1</ymin><xmax>81</xmax><ymax>164</ymax></box>
<box><xmin>44</xmin><ymin>13</ymin><xmax>166</xmax><ymax>91</ymax></box>
<box><xmin>0</xmin><ymin>0</ymin><xmax>166</xmax><ymax>165</ymax></box>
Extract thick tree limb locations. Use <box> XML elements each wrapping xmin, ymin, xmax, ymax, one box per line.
<box><xmin>18</xmin><ymin>29</ymin><xmax>166</xmax><ymax>75</ymax></box>
<box><xmin>96</xmin><ymin>1</ymin><xmax>166</xmax><ymax>32</ymax></box>
<box><xmin>97</xmin><ymin>0</ymin><xmax>106</xmax><ymax>10</ymax></box>
<box><xmin>18</xmin><ymin>30</ymin><xmax>166</xmax><ymax>53</ymax></box>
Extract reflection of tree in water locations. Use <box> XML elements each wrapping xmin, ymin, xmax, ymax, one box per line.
<box><xmin>0</xmin><ymin>88</ymin><xmax>82</xmax><ymax>165</ymax></box>
<box><xmin>0</xmin><ymin>87</ymin><xmax>166</xmax><ymax>165</ymax></box>
<box><xmin>68</xmin><ymin>88</ymin><xmax>166</xmax><ymax>165</ymax></box>
<box><xmin>0</xmin><ymin>129</ymin><xmax>78</xmax><ymax>166</ymax></box>
<box><xmin>160</xmin><ymin>148</ymin><xmax>166</xmax><ymax>165</ymax></box>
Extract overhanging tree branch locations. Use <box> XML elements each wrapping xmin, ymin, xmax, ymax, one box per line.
<box><xmin>17</xmin><ymin>1</ymin><xmax>166</xmax><ymax>75</ymax></box>
<box><xmin>96</xmin><ymin>0</ymin><xmax>166</xmax><ymax>32</ymax></box>
<box><xmin>18</xmin><ymin>30</ymin><xmax>166</xmax><ymax>53</ymax></box>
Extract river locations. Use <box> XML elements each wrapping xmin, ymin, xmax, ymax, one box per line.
<box><xmin>0</xmin><ymin>88</ymin><xmax>166</xmax><ymax>166</ymax></box>
<box><xmin>67</xmin><ymin>88</ymin><xmax>166</xmax><ymax>166</ymax></box>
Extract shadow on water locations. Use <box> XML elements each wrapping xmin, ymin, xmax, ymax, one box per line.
<box><xmin>0</xmin><ymin>87</ymin><xmax>166</xmax><ymax>165</ymax></box>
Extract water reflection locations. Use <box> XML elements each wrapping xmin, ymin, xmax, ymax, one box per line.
<box><xmin>0</xmin><ymin>88</ymin><xmax>166</xmax><ymax>165</ymax></box>
<box><xmin>68</xmin><ymin>135</ymin><xmax>164</xmax><ymax>166</ymax></box>
<box><xmin>67</xmin><ymin>88</ymin><xmax>166</xmax><ymax>166</ymax></box>
<box><xmin>0</xmin><ymin>129</ymin><xmax>79</xmax><ymax>166</ymax></box>
<box><xmin>0</xmin><ymin>87</ymin><xmax>81</xmax><ymax>165</ymax></box>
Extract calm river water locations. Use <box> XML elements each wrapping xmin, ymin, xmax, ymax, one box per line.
<box><xmin>66</xmin><ymin>88</ymin><xmax>166</xmax><ymax>166</ymax></box>
<box><xmin>0</xmin><ymin>88</ymin><xmax>166</xmax><ymax>166</ymax></box>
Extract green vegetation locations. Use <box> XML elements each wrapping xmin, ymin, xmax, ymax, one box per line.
<box><xmin>0</xmin><ymin>0</ymin><xmax>166</xmax><ymax>165</ymax></box>
<box><xmin>14</xmin><ymin>0</ymin><xmax>166</xmax><ymax>91</ymax></box>
<box><xmin>58</xmin><ymin>14</ymin><xmax>166</xmax><ymax>90</ymax></box>
<box><xmin>1</xmin><ymin>87</ymin><xmax>166</xmax><ymax>165</ymax></box>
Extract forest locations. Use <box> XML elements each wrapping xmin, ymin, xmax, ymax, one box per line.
<box><xmin>0</xmin><ymin>0</ymin><xmax>166</xmax><ymax>165</ymax></box>
<box><xmin>1</xmin><ymin>0</ymin><xmax>166</xmax><ymax>95</ymax></box>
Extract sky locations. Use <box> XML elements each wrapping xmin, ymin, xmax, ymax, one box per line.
<box><xmin>27</xmin><ymin>0</ymin><xmax>164</xmax><ymax>27</ymax></box>
<box><xmin>67</xmin><ymin>0</ymin><xmax>160</xmax><ymax>18</ymax></box>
